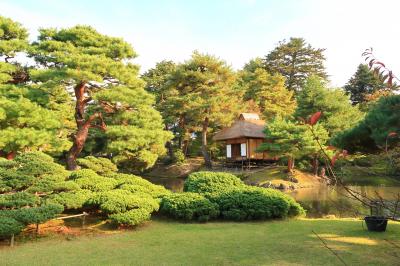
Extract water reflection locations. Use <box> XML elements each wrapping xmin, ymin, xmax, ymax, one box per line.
<box><xmin>288</xmin><ymin>185</ymin><xmax>400</xmax><ymax>218</ymax></box>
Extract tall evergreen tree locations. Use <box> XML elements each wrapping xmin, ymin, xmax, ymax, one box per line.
<box><xmin>295</xmin><ymin>76</ymin><xmax>363</xmax><ymax>137</ymax></box>
<box><xmin>344</xmin><ymin>64</ymin><xmax>386</xmax><ymax>105</ymax></box>
<box><xmin>142</xmin><ymin>61</ymin><xmax>178</xmax><ymax>158</ymax></box>
<box><xmin>0</xmin><ymin>16</ymin><xmax>64</xmax><ymax>158</ymax></box>
<box><xmin>263</xmin><ymin>38</ymin><xmax>327</xmax><ymax>92</ymax></box>
<box><xmin>29</xmin><ymin>25</ymin><xmax>171</xmax><ymax>170</ymax></box>
<box><xmin>240</xmin><ymin>59</ymin><xmax>296</xmax><ymax>120</ymax></box>
<box><xmin>167</xmin><ymin>52</ymin><xmax>242</xmax><ymax>168</ymax></box>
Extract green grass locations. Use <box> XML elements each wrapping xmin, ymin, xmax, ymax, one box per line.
<box><xmin>1</xmin><ymin>218</ymin><xmax>400</xmax><ymax>265</ymax></box>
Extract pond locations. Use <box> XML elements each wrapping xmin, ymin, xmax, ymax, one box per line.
<box><xmin>144</xmin><ymin>176</ymin><xmax>400</xmax><ymax>218</ymax></box>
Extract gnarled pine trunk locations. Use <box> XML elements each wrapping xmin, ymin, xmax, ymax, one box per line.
<box><xmin>66</xmin><ymin>82</ymin><xmax>106</xmax><ymax>170</ymax></box>
<box><xmin>287</xmin><ymin>156</ymin><xmax>294</xmax><ymax>173</ymax></box>
<box><xmin>201</xmin><ymin>117</ymin><xmax>212</xmax><ymax>169</ymax></box>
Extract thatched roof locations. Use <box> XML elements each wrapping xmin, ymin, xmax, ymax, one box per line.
<box><xmin>213</xmin><ymin>113</ymin><xmax>266</xmax><ymax>141</ymax></box>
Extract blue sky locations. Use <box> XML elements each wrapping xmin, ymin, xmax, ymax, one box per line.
<box><xmin>1</xmin><ymin>0</ymin><xmax>399</xmax><ymax>86</ymax></box>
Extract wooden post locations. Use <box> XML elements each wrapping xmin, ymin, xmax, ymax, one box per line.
<box><xmin>36</xmin><ymin>223</ymin><xmax>39</xmax><ymax>235</ymax></box>
<box><xmin>82</xmin><ymin>212</ymin><xmax>87</xmax><ymax>228</ymax></box>
<box><xmin>10</xmin><ymin>234</ymin><xmax>14</xmax><ymax>247</ymax></box>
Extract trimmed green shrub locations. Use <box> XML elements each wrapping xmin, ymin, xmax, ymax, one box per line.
<box><xmin>0</xmin><ymin>192</ymin><xmax>39</xmax><ymax>209</ymax></box>
<box><xmin>213</xmin><ymin>187</ymin><xmax>305</xmax><ymax>221</ymax></box>
<box><xmin>0</xmin><ymin>152</ymin><xmax>69</xmax><ymax>192</ymax></box>
<box><xmin>70</xmin><ymin>169</ymin><xmax>118</xmax><ymax>192</ymax></box>
<box><xmin>77</xmin><ymin>156</ymin><xmax>118</xmax><ymax>176</ymax></box>
<box><xmin>160</xmin><ymin>192</ymin><xmax>219</xmax><ymax>222</ymax></box>
<box><xmin>109</xmin><ymin>208</ymin><xmax>152</xmax><ymax>226</ymax></box>
<box><xmin>0</xmin><ymin>217</ymin><xmax>23</xmax><ymax>238</ymax></box>
<box><xmin>184</xmin><ymin>171</ymin><xmax>245</xmax><ymax>194</ymax></box>
<box><xmin>0</xmin><ymin>204</ymin><xmax>64</xmax><ymax>225</ymax></box>
<box><xmin>46</xmin><ymin>190</ymin><xmax>94</xmax><ymax>209</ymax></box>
<box><xmin>95</xmin><ymin>189</ymin><xmax>159</xmax><ymax>214</ymax></box>
<box><xmin>183</xmin><ymin>171</ymin><xmax>305</xmax><ymax>221</ymax></box>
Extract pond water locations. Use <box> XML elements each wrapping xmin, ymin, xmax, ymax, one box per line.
<box><xmin>144</xmin><ymin>176</ymin><xmax>400</xmax><ymax>218</ymax></box>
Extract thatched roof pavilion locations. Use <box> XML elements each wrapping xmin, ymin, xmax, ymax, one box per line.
<box><xmin>213</xmin><ymin>113</ymin><xmax>272</xmax><ymax>161</ymax></box>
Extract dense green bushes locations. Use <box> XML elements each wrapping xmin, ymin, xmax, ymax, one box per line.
<box><xmin>160</xmin><ymin>192</ymin><xmax>219</xmax><ymax>222</ymax></box>
<box><xmin>0</xmin><ymin>152</ymin><xmax>172</xmax><ymax>238</ymax></box>
<box><xmin>77</xmin><ymin>156</ymin><xmax>118</xmax><ymax>176</ymax></box>
<box><xmin>214</xmin><ymin>187</ymin><xmax>304</xmax><ymax>220</ymax></box>
<box><xmin>163</xmin><ymin>171</ymin><xmax>305</xmax><ymax>222</ymax></box>
<box><xmin>184</xmin><ymin>171</ymin><xmax>245</xmax><ymax>194</ymax></box>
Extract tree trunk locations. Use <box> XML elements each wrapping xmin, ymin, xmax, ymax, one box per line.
<box><xmin>10</xmin><ymin>234</ymin><xmax>14</xmax><ymax>247</ymax></box>
<box><xmin>287</xmin><ymin>156</ymin><xmax>294</xmax><ymax>173</ymax></box>
<box><xmin>66</xmin><ymin>82</ymin><xmax>106</xmax><ymax>170</ymax></box>
<box><xmin>164</xmin><ymin>125</ymin><xmax>174</xmax><ymax>159</ymax></box>
<box><xmin>201</xmin><ymin>117</ymin><xmax>212</xmax><ymax>169</ymax></box>
<box><xmin>312</xmin><ymin>154</ymin><xmax>319</xmax><ymax>176</ymax></box>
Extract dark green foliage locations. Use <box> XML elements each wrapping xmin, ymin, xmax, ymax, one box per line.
<box><xmin>334</xmin><ymin>95</ymin><xmax>400</xmax><ymax>151</ymax></box>
<box><xmin>0</xmin><ymin>192</ymin><xmax>38</xmax><ymax>209</ymax></box>
<box><xmin>213</xmin><ymin>187</ymin><xmax>304</xmax><ymax>221</ymax></box>
<box><xmin>295</xmin><ymin>76</ymin><xmax>363</xmax><ymax>137</ymax></box>
<box><xmin>0</xmin><ymin>152</ymin><xmax>69</xmax><ymax>192</ymax></box>
<box><xmin>344</xmin><ymin>64</ymin><xmax>385</xmax><ymax>105</ymax></box>
<box><xmin>263</xmin><ymin>38</ymin><xmax>327</xmax><ymax>91</ymax></box>
<box><xmin>160</xmin><ymin>192</ymin><xmax>219</xmax><ymax>222</ymax></box>
<box><xmin>0</xmin><ymin>216</ymin><xmax>23</xmax><ymax>238</ymax></box>
<box><xmin>0</xmin><ymin>204</ymin><xmax>63</xmax><ymax>225</ymax></box>
<box><xmin>183</xmin><ymin>171</ymin><xmax>304</xmax><ymax>221</ymax></box>
<box><xmin>77</xmin><ymin>156</ymin><xmax>118</xmax><ymax>176</ymax></box>
<box><xmin>184</xmin><ymin>171</ymin><xmax>245</xmax><ymax>194</ymax></box>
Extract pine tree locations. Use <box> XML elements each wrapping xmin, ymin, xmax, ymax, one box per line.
<box><xmin>0</xmin><ymin>16</ymin><xmax>63</xmax><ymax>158</ymax></box>
<box><xmin>142</xmin><ymin>61</ymin><xmax>178</xmax><ymax>158</ymax></box>
<box><xmin>295</xmin><ymin>76</ymin><xmax>363</xmax><ymax>137</ymax></box>
<box><xmin>264</xmin><ymin>38</ymin><xmax>327</xmax><ymax>92</ymax></box>
<box><xmin>167</xmin><ymin>52</ymin><xmax>242</xmax><ymax>168</ymax></box>
<box><xmin>344</xmin><ymin>64</ymin><xmax>386</xmax><ymax>105</ymax></box>
<box><xmin>240</xmin><ymin>59</ymin><xmax>296</xmax><ymax>120</ymax></box>
<box><xmin>29</xmin><ymin>25</ymin><xmax>170</xmax><ymax>170</ymax></box>
<box><xmin>258</xmin><ymin>117</ymin><xmax>328</xmax><ymax>172</ymax></box>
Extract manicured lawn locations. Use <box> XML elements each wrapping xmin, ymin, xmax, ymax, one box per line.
<box><xmin>1</xmin><ymin>218</ymin><xmax>400</xmax><ymax>265</ymax></box>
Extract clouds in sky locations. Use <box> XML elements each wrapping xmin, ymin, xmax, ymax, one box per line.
<box><xmin>1</xmin><ymin>0</ymin><xmax>399</xmax><ymax>86</ymax></box>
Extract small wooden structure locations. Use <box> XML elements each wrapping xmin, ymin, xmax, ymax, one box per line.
<box><xmin>213</xmin><ymin>113</ymin><xmax>273</xmax><ymax>163</ymax></box>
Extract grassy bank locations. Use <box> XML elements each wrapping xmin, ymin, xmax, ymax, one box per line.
<box><xmin>1</xmin><ymin>218</ymin><xmax>399</xmax><ymax>265</ymax></box>
<box><xmin>243</xmin><ymin>166</ymin><xmax>320</xmax><ymax>189</ymax></box>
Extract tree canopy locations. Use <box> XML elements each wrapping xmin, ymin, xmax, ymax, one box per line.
<box><xmin>29</xmin><ymin>25</ymin><xmax>170</xmax><ymax>170</ymax></box>
<box><xmin>295</xmin><ymin>76</ymin><xmax>363</xmax><ymax>137</ymax></box>
<box><xmin>344</xmin><ymin>64</ymin><xmax>386</xmax><ymax>106</ymax></box>
<box><xmin>167</xmin><ymin>51</ymin><xmax>242</xmax><ymax>167</ymax></box>
<box><xmin>263</xmin><ymin>38</ymin><xmax>327</xmax><ymax>92</ymax></box>
<box><xmin>258</xmin><ymin>116</ymin><xmax>328</xmax><ymax>172</ymax></box>
<box><xmin>240</xmin><ymin>59</ymin><xmax>296</xmax><ymax>120</ymax></box>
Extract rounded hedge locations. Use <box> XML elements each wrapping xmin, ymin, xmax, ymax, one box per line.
<box><xmin>182</xmin><ymin>171</ymin><xmax>305</xmax><ymax>221</ymax></box>
<box><xmin>160</xmin><ymin>192</ymin><xmax>219</xmax><ymax>222</ymax></box>
<box><xmin>184</xmin><ymin>171</ymin><xmax>245</xmax><ymax>194</ymax></box>
<box><xmin>213</xmin><ymin>187</ymin><xmax>305</xmax><ymax>221</ymax></box>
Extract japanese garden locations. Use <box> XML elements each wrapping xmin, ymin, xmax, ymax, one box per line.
<box><xmin>0</xmin><ymin>2</ymin><xmax>400</xmax><ymax>265</ymax></box>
